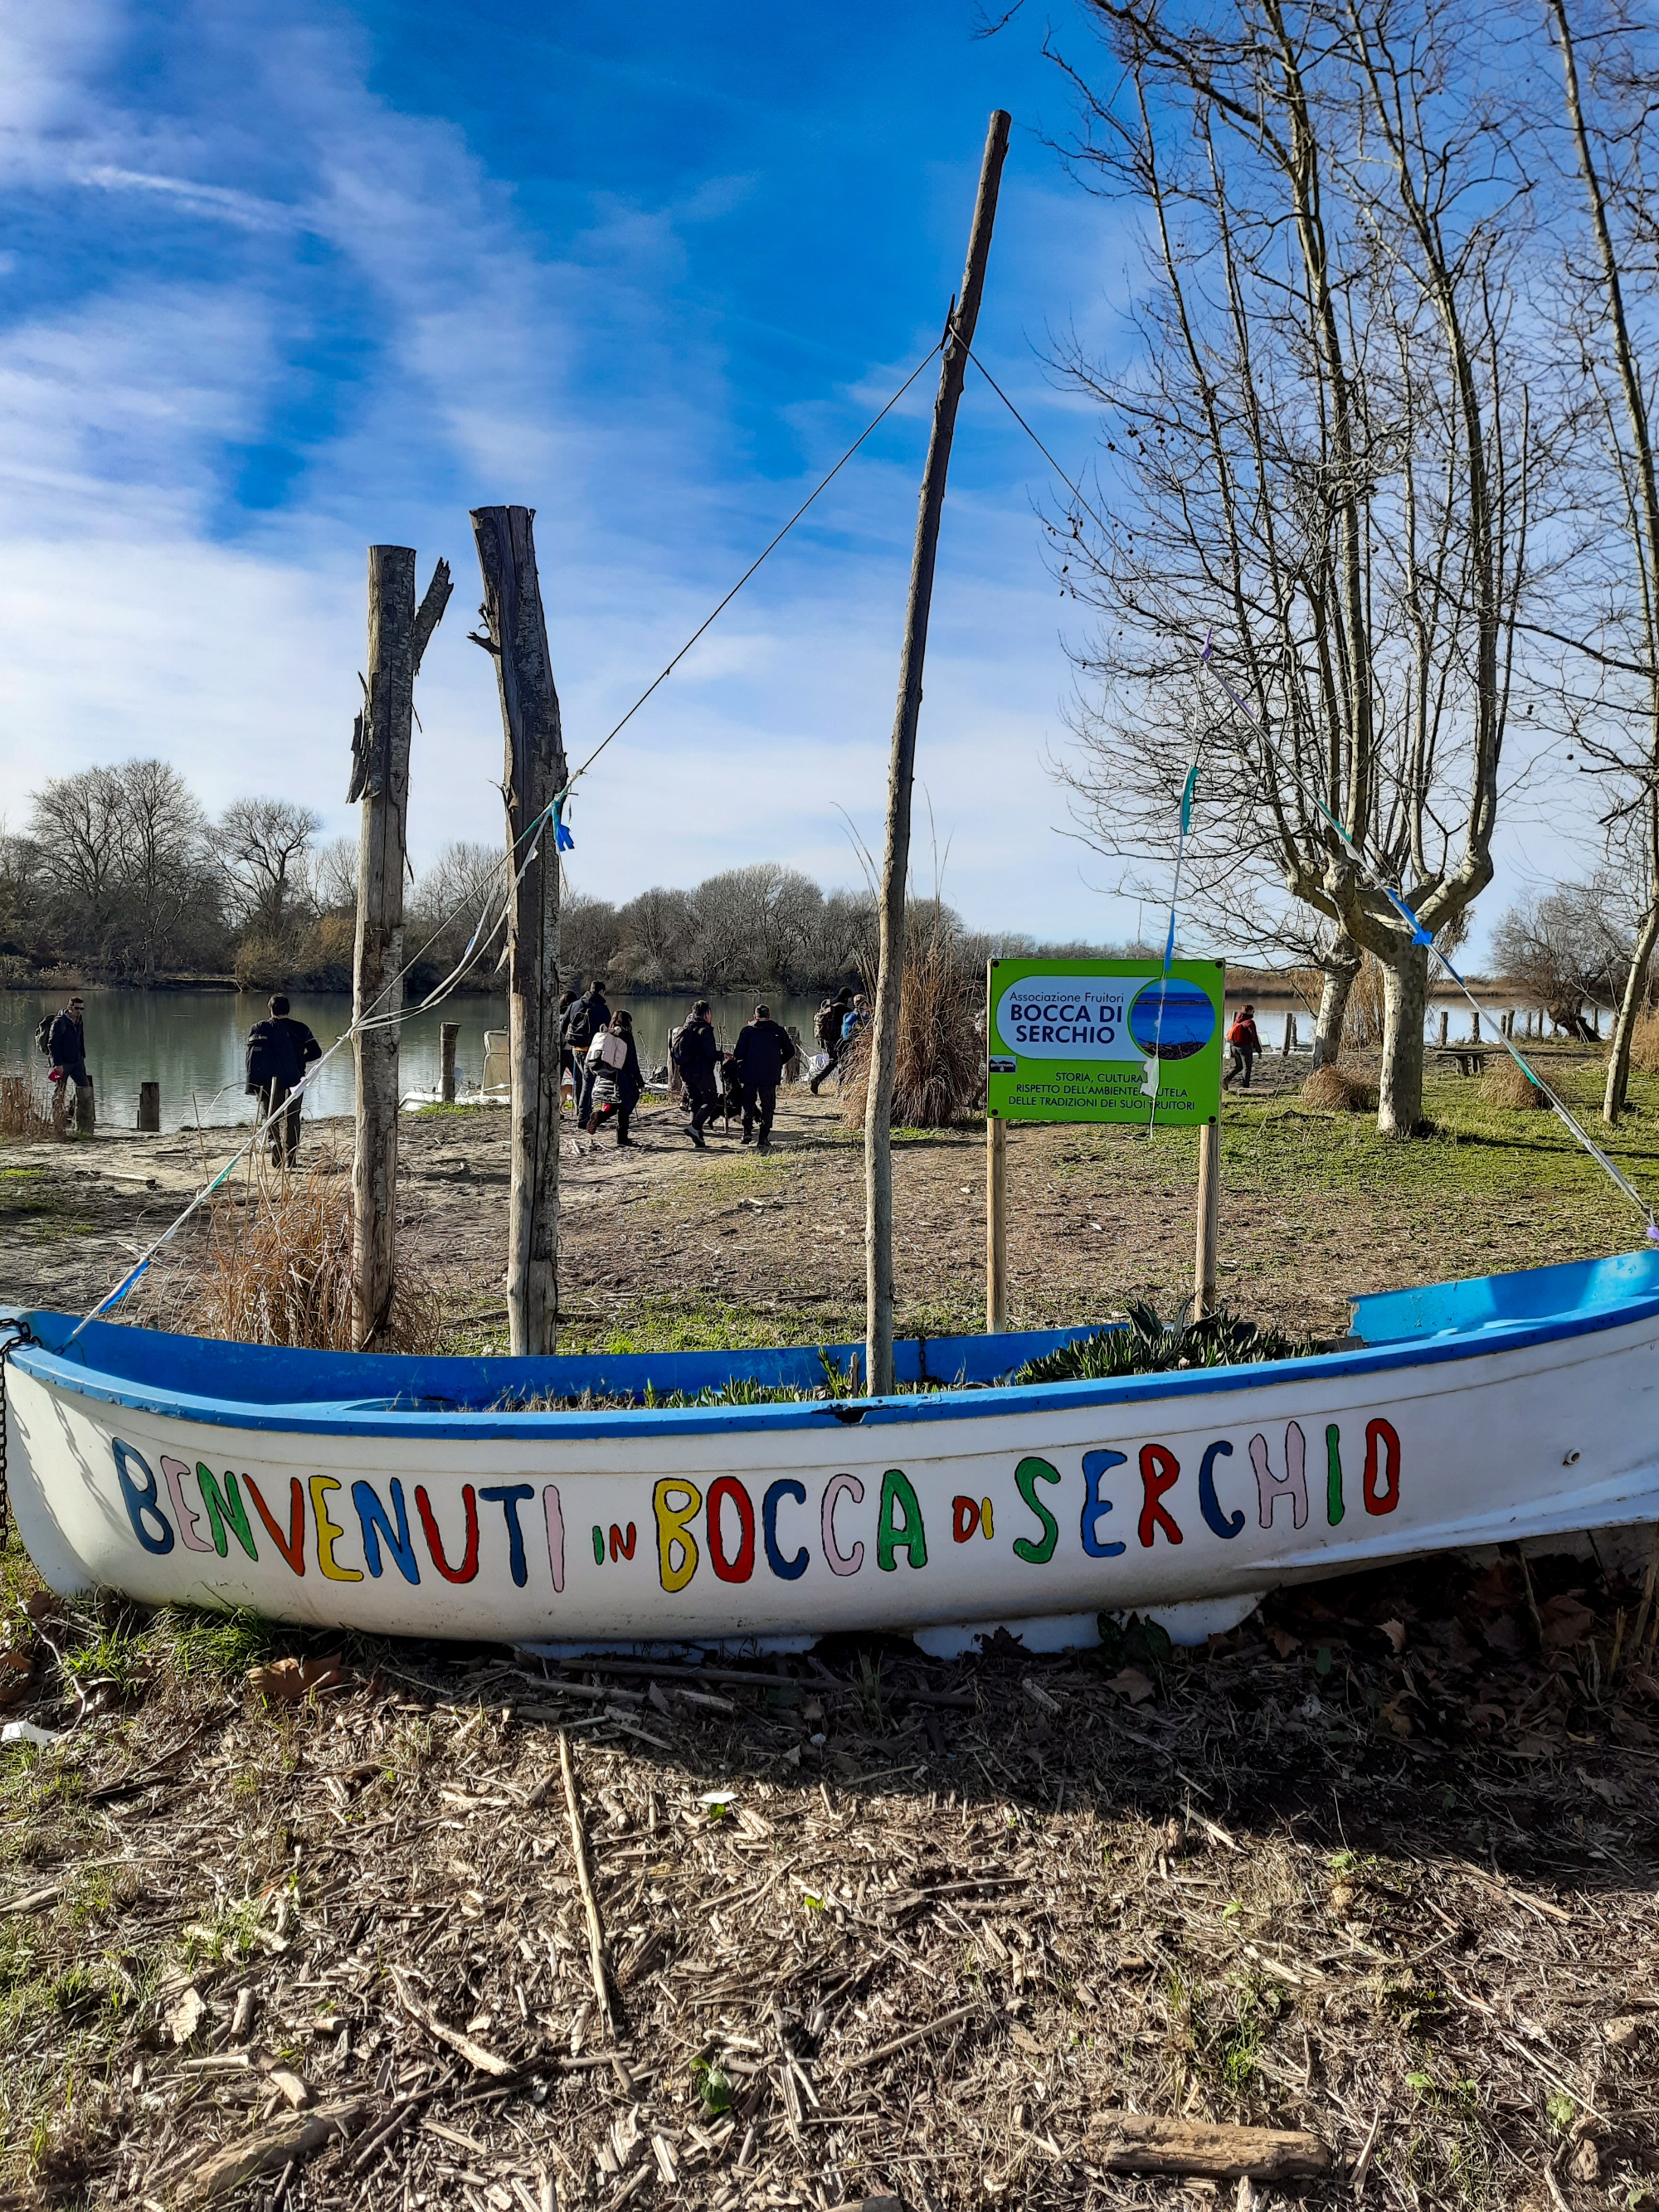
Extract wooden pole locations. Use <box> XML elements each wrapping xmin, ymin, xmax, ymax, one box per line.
<box><xmin>471</xmin><ymin>506</ymin><xmax>567</xmax><ymax>1357</ymax></box>
<box><xmin>440</xmin><ymin>1022</ymin><xmax>460</xmax><ymax>1104</ymax></box>
<box><xmin>866</xmin><ymin>109</ymin><xmax>1010</xmax><ymax>1396</ymax></box>
<box><xmin>349</xmin><ymin>546</ymin><xmax>452</xmax><ymax>1350</ymax></box>
<box><xmin>1194</xmin><ymin>1118</ymin><xmax>1220</xmax><ymax>1319</ymax></box>
<box><xmin>137</xmin><ymin>1082</ymin><xmax>159</xmax><ymax>1133</ymax></box>
<box><xmin>986</xmin><ymin>1112</ymin><xmax>1008</xmax><ymax>1335</ymax></box>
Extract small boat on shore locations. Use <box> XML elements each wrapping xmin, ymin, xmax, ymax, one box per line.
<box><xmin>6</xmin><ymin>1248</ymin><xmax>1657</xmax><ymax>1655</ymax></box>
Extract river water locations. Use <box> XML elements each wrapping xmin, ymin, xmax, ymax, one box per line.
<box><xmin>0</xmin><ymin>987</ymin><xmax>826</xmax><ymax>1135</ymax></box>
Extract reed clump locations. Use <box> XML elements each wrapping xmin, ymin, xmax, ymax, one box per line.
<box><xmin>0</xmin><ymin>1070</ymin><xmax>53</xmax><ymax>1143</ymax></box>
<box><xmin>1482</xmin><ymin>1055</ymin><xmax>1550</xmax><ymax>1111</ymax></box>
<box><xmin>156</xmin><ymin>1154</ymin><xmax>443</xmax><ymax>1352</ymax></box>
<box><xmin>1627</xmin><ymin>1009</ymin><xmax>1659</xmax><ymax>1075</ymax></box>
<box><xmin>840</xmin><ymin>921</ymin><xmax>985</xmax><ymax>1131</ymax></box>
<box><xmin>1301</xmin><ymin>1063</ymin><xmax>1376</xmax><ymax>1113</ymax></box>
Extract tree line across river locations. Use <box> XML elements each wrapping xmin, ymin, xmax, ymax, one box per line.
<box><xmin>0</xmin><ymin>757</ymin><xmax>1123</xmax><ymax>999</ymax></box>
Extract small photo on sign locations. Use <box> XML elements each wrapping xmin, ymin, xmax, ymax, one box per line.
<box><xmin>988</xmin><ymin>1054</ymin><xmax>1018</xmax><ymax>1074</ymax></box>
<box><xmin>1126</xmin><ymin>977</ymin><xmax>1217</xmax><ymax>1062</ymax></box>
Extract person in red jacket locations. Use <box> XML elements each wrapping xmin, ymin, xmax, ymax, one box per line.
<box><xmin>1224</xmin><ymin>1003</ymin><xmax>1262</xmax><ymax>1090</ymax></box>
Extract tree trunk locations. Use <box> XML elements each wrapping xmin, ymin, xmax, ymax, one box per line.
<box><xmin>1605</xmin><ymin>899</ymin><xmax>1659</xmax><ymax>1122</ymax></box>
<box><xmin>472</xmin><ymin>506</ymin><xmax>567</xmax><ymax>1358</ymax></box>
<box><xmin>351</xmin><ymin>547</ymin><xmax>416</xmax><ymax>1350</ymax></box>
<box><xmin>865</xmin><ymin>111</ymin><xmax>1010</xmax><ymax>1397</ymax></box>
<box><xmin>1310</xmin><ymin>940</ymin><xmax>1361</xmax><ymax>1069</ymax></box>
<box><xmin>1378</xmin><ymin>944</ymin><xmax>1428</xmax><ymax>1138</ymax></box>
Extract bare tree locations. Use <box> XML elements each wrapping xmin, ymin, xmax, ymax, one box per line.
<box><xmin>216</xmin><ymin>797</ymin><xmax>320</xmax><ymax>935</ymax></box>
<box><xmin>1540</xmin><ymin>0</ymin><xmax>1659</xmax><ymax>1117</ymax></box>
<box><xmin>1492</xmin><ymin>877</ymin><xmax>1636</xmax><ymax>1035</ymax></box>
<box><xmin>1050</xmin><ymin>0</ymin><xmax>1544</xmax><ymax>1132</ymax></box>
<box><xmin>29</xmin><ymin>767</ymin><xmax>127</xmax><ymax>945</ymax></box>
<box><xmin>105</xmin><ymin>760</ymin><xmax>214</xmax><ymax>980</ymax></box>
<box><xmin>309</xmin><ymin>835</ymin><xmax>359</xmax><ymax>914</ymax></box>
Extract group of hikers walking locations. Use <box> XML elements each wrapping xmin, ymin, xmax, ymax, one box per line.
<box><xmin>32</xmin><ymin>976</ymin><xmax>871</xmax><ymax>1162</ymax></box>
<box><xmin>554</xmin><ymin>979</ymin><xmax>868</xmax><ymax>1152</ymax></box>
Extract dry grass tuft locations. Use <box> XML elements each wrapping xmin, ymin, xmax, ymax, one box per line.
<box><xmin>840</xmin><ymin>919</ymin><xmax>985</xmax><ymax>1130</ymax></box>
<box><xmin>152</xmin><ymin>1152</ymin><xmax>445</xmax><ymax>1352</ymax></box>
<box><xmin>1301</xmin><ymin>1062</ymin><xmax>1376</xmax><ymax>1113</ymax></box>
<box><xmin>1627</xmin><ymin>1009</ymin><xmax>1659</xmax><ymax>1074</ymax></box>
<box><xmin>0</xmin><ymin>1070</ymin><xmax>53</xmax><ymax>1144</ymax></box>
<box><xmin>1482</xmin><ymin>1055</ymin><xmax>1550</xmax><ymax>1111</ymax></box>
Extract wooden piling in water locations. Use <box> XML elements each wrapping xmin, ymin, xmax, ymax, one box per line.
<box><xmin>137</xmin><ymin>1082</ymin><xmax>159</xmax><ymax>1133</ymax></box>
<box><xmin>440</xmin><ymin>1023</ymin><xmax>460</xmax><ymax>1105</ymax></box>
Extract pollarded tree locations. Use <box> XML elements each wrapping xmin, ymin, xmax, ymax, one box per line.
<box><xmin>1049</xmin><ymin>0</ymin><xmax>1548</xmax><ymax>1131</ymax></box>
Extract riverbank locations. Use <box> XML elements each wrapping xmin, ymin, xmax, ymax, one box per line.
<box><xmin>0</xmin><ymin>1043</ymin><xmax>1646</xmax><ymax>1350</ymax></box>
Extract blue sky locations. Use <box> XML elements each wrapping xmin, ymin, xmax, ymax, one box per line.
<box><xmin>0</xmin><ymin>0</ymin><xmax>1591</xmax><ymax>951</ymax></box>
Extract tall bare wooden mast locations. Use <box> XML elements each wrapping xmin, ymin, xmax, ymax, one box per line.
<box><xmin>865</xmin><ymin>110</ymin><xmax>1010</xmax><ymax>1396</ymax></box>
<box><xmin>471</xmin><ymin>506</ymin><xmax>567</xmax><ymax>1357</ymax></box>
<box><xmin>349</xmin><ymin>544</ymin><xmax>451</xmax><ymax>1349</ymax></box>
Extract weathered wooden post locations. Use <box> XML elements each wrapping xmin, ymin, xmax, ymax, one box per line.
<box><xmin>137</xmin><ymin>1082</ymin><xmax>159</xmax><ymax>1133</ymax></box>
<box><xmin>471</xmin><ymin>507</ymin><xmax>567</xmax><ymax>1357</ymax></box>
<box><xmin>986</xmin><ymin>1111</ymin><xmax>1008</xmax><ymax>1335</ymax></box>
<box><xmin>866</xmin><ymin>111</ymin><xmax>1010</xmax><ymax>1397</ymax></box>
<box><xmin>1194</xmin><ymin>1119</ymin><xmax>1221</xmax><ymax>1318</ymax></box>
<box><xmin>1438</xmin><ymin>1009</ymin><xmax>1449</xmax><ymax>1048</ymax></box>
<box><xmin>348</xmin><ymin>545</ymin><xmax>452</xmax><ymax>1349</ymax></box>
<box><xmin>440</xmin><ymin>1022</ymin><xmax>460</xmax><ymax>1105</ymax></box>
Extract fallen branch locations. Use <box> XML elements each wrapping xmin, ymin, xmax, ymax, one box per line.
<box><xmin>391</xmin><ymin>1967</ymin><xmax>515</xmax><ymax>2078</ymax></box>
<box><xmin>559</xmin><ymin>1729</ymin><xmax>617</xmax><ymax>2039</ymax></box>
<box><xmin>184</xmin><ymin>2099</ymin><xmax>371</xmax><ymax>2203</ymax></box>
<box><xmin>842</xmin><ymin>2000</ymin><xmax>978</xmax><ymax>2069</ymax></box>
<box><xmin>1087</xmin><ymin>2115</ymin><xmax>1332</xmax><ymax>2180</ymax></box>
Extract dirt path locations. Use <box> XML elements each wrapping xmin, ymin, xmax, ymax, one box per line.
<box><xmin>2</xmin><ymin>1050</ymin><xmax>1643</xmax><ymax>1350</ymax></box>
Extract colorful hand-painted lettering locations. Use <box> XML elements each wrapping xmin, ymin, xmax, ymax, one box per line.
<box><xmin>110</xmin><ymin>1416</ymin><xmax>1401</xmax><ymax>1593</ymax></box>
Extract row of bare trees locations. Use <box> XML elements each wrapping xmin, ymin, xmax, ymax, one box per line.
<box><xmin>1048</xmin><ymin>0</ymin><xmax>1659</xmax><ymax>1127</ymax></box>
<box><xmin>0</xmin><ymin>759</ymin><xmax>1114</xmax><ymax>998</ymax></box>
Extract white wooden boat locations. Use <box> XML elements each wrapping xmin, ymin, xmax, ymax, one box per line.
<box><xmin>5</xmin><ymin>1250</ymin><xmax>1657</xmax><ymax>1655</ymax></box>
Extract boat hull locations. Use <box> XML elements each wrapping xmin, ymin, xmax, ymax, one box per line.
<box><xmin>7</xmin><ymin>1252</ymin><xmax>1659</xmax><ymax>1646</ymax></box>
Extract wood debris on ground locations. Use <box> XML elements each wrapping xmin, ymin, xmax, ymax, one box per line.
<box><xmin>0</xmin><ymin>1541</ymin><xmax>1657</xmax><ymax>2210</ymax></box>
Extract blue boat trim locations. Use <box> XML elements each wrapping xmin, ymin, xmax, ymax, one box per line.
<box><xmin>7</xmin><ymin>1249</ymin><xmax>1657</xmax><ymax>1442</ymax></box>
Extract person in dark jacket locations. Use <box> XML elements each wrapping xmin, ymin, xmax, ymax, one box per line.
<box><xmin>46</xmin><ymin>996</ymin><xmax>92</xmax><ymax>1135</ymax></box>
<box><xmin>809</xmin><ymin>987</ymin><xmax>854</xmax><ymax>1095</ymax></box>
<box><xmin>732</xmin><ymin>1002</ymin><xmax>795</xmax><ymax>1150</ymax></box>
<box><xmin>246</xmin><ymin>994</ymin><xmax>320</xmax><ymax>1164</ymax></box>
<box><xmin>564</xmin><ymin>980</ymin><xmax>611</xmax><ymax>1122</ymax></box>
<box><xmin>583</xmin><ymin>1011</ymin><xmax>643</xmax><ymax>1146</ymax></box>
<box><xmin>672</xmin><ymin>999</ymin><xmax>720</xmax><ymax>1149</ymax></box>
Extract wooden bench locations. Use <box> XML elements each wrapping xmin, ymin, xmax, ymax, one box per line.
<box><xmin>1434</xmin><ymin>1047</ymin><xmax>1489</xmax><ymax>1077</ymax></box>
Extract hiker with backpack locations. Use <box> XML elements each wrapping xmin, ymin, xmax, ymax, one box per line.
<box><xmin>1224</xmin><ymin>1003</ymin><xmax>1262</xmax><ymax>1091</ymax></box>
<box><xmin>583</xmin><ymin>1011</ymin><xmax>642</xmax><ymax>1146</ymax></box>
<box><xmin>245</xmin><ymin>994</ymin><xmax>322</xmax><ymax>1164</ymax></box>
<box><xmin>563</xmin><ymin>980</ymin><xmax>611</xmax><ymax>1121</ymax></box>
<box><xmin>808</xmin><ymin>986</ymin><xmax>854</xmax><ymax>1095</ymax></box>
<box><xmin>672</xmin><ymin>999</ymin><xmax>720</xmax><ymax>1148</ymax></box>
<box><xmin>40</xmin><ymin>995</ymin><xmax>93</xmax><ymax>1135</ymax></box>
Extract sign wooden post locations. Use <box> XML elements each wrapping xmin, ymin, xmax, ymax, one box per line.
<box><xmin>471</xmin><ymin>505</ymin><xmax>567</xmax><ymax>1358</ymax></box>
<box><xmin>866</xmin><ymin>109</ymin><xmax>1010</xmax><ymax>1398</ymax></box>
<box><xmin>986</xmin><ymin>1112</ymin><xmax>1007</xmax><ymax>1334</ymax></box>
<box><xmin>1194</xmin><ymin>1118</ymin><xmax>1220</xmax><ymax>1318</ymax></box>
<box><xmin>348</xmin><ymin>545</ymin><xmax>451</xmax><ymax>1349</ymax></box>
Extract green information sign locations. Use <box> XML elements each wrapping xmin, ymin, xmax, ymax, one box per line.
<box><xmin>986</xmin><ymin>957</ymin><xmax>1225</xmax><ymax>1125</ymax></box>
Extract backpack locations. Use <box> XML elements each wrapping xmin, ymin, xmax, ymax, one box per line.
<box><xmin>1227</xmin><ymin>1017</ymin><xmax>1250</xmax><ymax>1048</ymax></box>
<box><xmin>566</xmin><ymin>995</ymin><xmax>596</xmax><ymax>1048</ymax></box>
<box><xmin>34</xmin><ymin>1015</ymin><xmax>54</xmax><ymax>1058</ymax></box>
<box><xmin>815</xmin><ymin>1002</ymin><xmax>842</xmax><ymax>1048</ymax></box>
<box><xmin>596</xmin><ymin>1031</ymin><xmax>628</xmax><ymax>1070</ymax></box>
